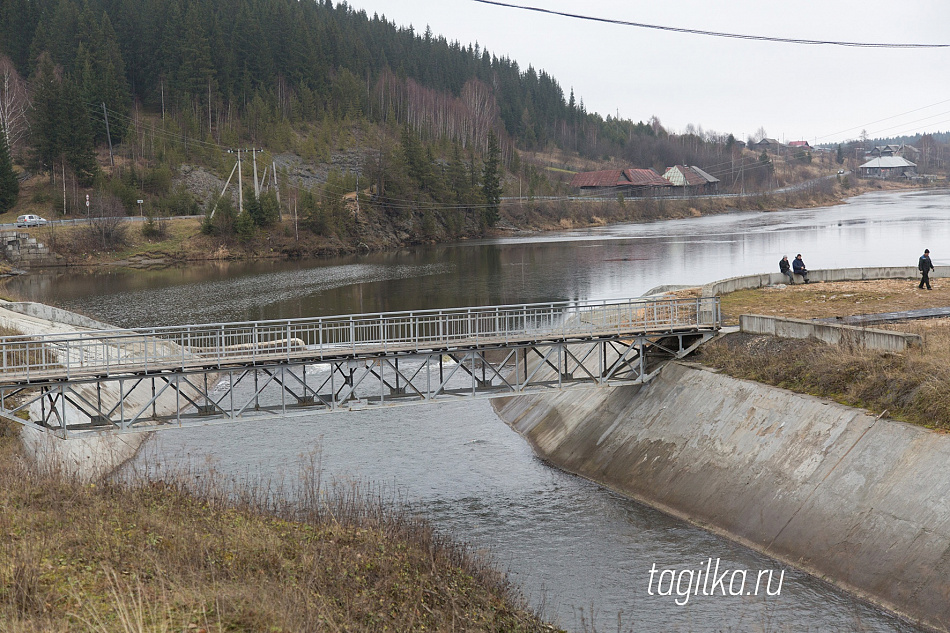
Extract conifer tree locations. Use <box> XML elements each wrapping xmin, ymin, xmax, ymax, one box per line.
<box><xmin>258</xmin><ymin>190</ymin><xmax>281</xmax><ymax>226</ymax></box>
<box><xmin>61</xmin><ymin>75</ymin><xmax>97</xmax><ymax>186</ymax></box>
<box><xmin>29</xmin><ymin>53</ymin><xmax>63</xmax><ymax>182</ymax></box>
<box><xmin>0</xmin><ymin>120</ymin><xmax>18</xmax><ymax>213</ymax></box>
<box><xmin>29</xmin><ymin>54</ymin><xmax>97</xmax><ymax>187</ymax></box>
<box><xmin>76</xmin><ymin>9</ymin><xmax>131</xmax><ymax>144</ymax></box>
<box><xmin>481</xmin><ymin>131</ymin><xmax>501</xmax><ymax>226</ymax></box>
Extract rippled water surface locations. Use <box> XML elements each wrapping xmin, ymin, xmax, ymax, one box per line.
<box><xmin>8</xmin><ymin>189</ymin><xmax>946</xmax><ymax>632</ymax></box>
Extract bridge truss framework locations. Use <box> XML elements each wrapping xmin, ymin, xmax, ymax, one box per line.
<box><xmin>0</xmin><ymin>297</ymin><xmax>720</xmax><ymax>437</ymax></box>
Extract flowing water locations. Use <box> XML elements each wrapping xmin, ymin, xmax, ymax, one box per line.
<box><xmin>8</xmin><ymin>189</ymin><xmax>947</xmax><ymax>632</ymax></box>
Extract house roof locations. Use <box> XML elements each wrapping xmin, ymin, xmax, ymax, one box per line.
<box><xmin>688</xmin><ymin>165</ymin><xmax>720</xmax><ymax>184</ymax></box>
<box><xmin>570</xmin><ymin>170</ymin><xmax>624</xmax><ymax>188</ymax></box>
<box><xmin>788</xmin><ymin>141</ymin><xmax>811</xmax><ymax>148</ymax></box>
<box><xmin>570</xmin><ymin>168</ymin><xmax>670</xmax><ymax>188</ymax></box>
<box><xmin>859</xmin><ymin>157</ymin><xmax>917</xmax><ymax>169</ymax></box>
<box><xmin>757</xmin><ymin>138</ymin><xmax>782</xmax><ymax>146</ymax></box>
<box><xmin>623</xmin><ymin>168</ymin><xmax>670</xmax><ymax>187</ymax></box>
<box><xmin>663</xmin><ymin>165</ymin><xmax>708</xmax><ymax>187</ymax></box>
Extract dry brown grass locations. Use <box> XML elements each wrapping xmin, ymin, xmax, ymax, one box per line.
<box><xmin>718</xmin><ymin>278</ymin><xmax>950</xmax><ymax>325</ymax></box>
<box><xmin>0</xmin><ymin>437</ymin><xmax>558</xmax><ymax>632</ymax></box>
<box><xmin>696</xmin><ymin>279</ymin><xmax>950</xmax><ymax>429</ymax></box>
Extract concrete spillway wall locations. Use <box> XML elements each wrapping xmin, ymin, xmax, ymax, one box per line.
<box><xmin>740</xmin><ymin>314</ymin><xmax>922</xmax><ymax>352</ymax></box>
<box><xmin>700</xmin><ymin>265</ymin><xmax>950</xmax><ymax>296</ymax></box>
<box><xmin>0</xmin><ymin>301</ymin><xmax>203</xmax><ymax>481</ymax></box>
<box><xmin>493</xmin><ymin>362</ymin><xmax>950</xmax><ymax>631</ymax></box>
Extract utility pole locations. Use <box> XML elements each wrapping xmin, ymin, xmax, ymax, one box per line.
<box><xmin>102</xmin><ymin>103</ymin><xmax>114</xmax><ymax>167</ymax></box>
<box><xmin>273</xmin><ymin>161</ymin><xmax>281</xmax><ymax>219</ymax></box>
<box><xmin>252</xmin><ymin>148</ymin><xmax>259</xmax><ymax>199</ymax></box>
<box><xmin>237</xmin><ymin>149</ymin><xmax>243</xmax><ymax>216</ymax></box>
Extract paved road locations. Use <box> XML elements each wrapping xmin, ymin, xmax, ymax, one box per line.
<box><xmin>0</xmin><ymin>215</ymin><xmax>204</xmax><ymax>230</ymax></box>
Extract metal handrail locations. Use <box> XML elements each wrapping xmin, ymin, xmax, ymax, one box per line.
<box><xmin>0</xmin><ymin>296</ymin><xmax>720</xmax><ymax>381</ymax></box>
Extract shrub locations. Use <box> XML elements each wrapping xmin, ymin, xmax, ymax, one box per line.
<box><xmin>141</xmin><ymin>214</ymin><xmax>169</xmax><ymax>240</ymax></box>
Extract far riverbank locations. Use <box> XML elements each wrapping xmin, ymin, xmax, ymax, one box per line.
<box><xmin>2</xmin><ymin>176</ymin><xmax>931</xmax><ymax>271</ymax></box>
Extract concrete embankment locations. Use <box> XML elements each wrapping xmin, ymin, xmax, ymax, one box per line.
<box><xmin>493</xmin><ymin>362</ymin><xmax>950</xmax><ymax>631</ymax></box>
<box><xmin>0</xmin><ymin>301</ymin><xmax>190</xmax><ymax>481</ymax></box>
<box><xmin>740</xmin><ymin>314</ymin><xmax>922</xmax><ymax>352</ymax></box>
<box><xmin>701</xmin><ymin>265</ymin><xmax>950</xmax><ymax>296</ymax></box>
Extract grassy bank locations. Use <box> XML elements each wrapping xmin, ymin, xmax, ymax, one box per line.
<box><xmin>0</xmin><ymin>428</ymin><xmax>557</xmax><ymax>632</ymax></box>
<box><xmin>695</xmin><ymin>279</ymin><xmax>950</xmax><ymax>429</ymax></box>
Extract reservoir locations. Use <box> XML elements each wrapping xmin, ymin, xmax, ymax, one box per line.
<box><xmin>6</xmin><ymin>188</ymin><xmax>944</xmax><ymax>632</ymax></box>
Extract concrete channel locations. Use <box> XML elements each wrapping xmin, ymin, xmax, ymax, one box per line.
<box><xmin>494</xmin><ymin>267</ymin><xmax>950</xmax><ymax>632</ymax></box>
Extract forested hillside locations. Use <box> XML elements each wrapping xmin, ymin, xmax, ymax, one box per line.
<box><xmin>0</xmin><ymin>0</ymin><xmax>809</xmax><ymax>254</ymax></box>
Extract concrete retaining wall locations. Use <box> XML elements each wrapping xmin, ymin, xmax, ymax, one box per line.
<box><xmin>1</xmin><ymin>301</ymin><xmax>115</xmax><ymax>331</ymax></box>
<box><xmin>493</xmin><ymin>363</ymin><xmax>950</xmax><ymax>631</ymax></box>
<box><xmin>0</xmin><ymin>301</ymin><xmax>200</xmax><ymax>481</ymax></box>
<box><xmin>740</xmin><ymin>314</ymin><xmax>923</xmax><ymax>352</ymax></box>
<box><xmin>700</xmin><ymin>266</ymin><xmax>950</xmax><ymax>296</ymax></box>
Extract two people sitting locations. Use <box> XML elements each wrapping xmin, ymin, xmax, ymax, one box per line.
<box><xmin>779</xmin><ymin>254</ymin><xmax>809</xmax><ymax>284</ymax></box>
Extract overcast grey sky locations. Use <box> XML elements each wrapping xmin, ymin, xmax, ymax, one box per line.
<box><xmin>344</xmin><ymin>0</ymin><xmax>949</xmax><ymax>145</ymax></box>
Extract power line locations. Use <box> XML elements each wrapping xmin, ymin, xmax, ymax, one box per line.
<box><xmin>815</xmin><ymin>97</ymin><xmax>950</xmax><ymax>143</ymax></box>
<box><xmin>471</xmin><ymin>0</ymin><xmax>950</xmax><ymax>48</ymax></box>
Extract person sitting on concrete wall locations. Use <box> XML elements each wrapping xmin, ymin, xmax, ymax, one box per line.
<box><xmin>779</xmin><ymin>256</ymin><xmax>795</xmax><ymax>284</ymax></box>
<box><xmin>793</xmin><ymin>254</ymin><xmax>810</xmax><ymax>284</ymax></box>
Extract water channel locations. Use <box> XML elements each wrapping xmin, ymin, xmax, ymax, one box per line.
<box><xmin>7</xmin><ymin>188</ymin><xmax>948</xmax><ymax>632</ymax></box>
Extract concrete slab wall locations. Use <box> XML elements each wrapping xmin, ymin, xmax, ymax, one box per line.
<box><xmin>1</xmin><ymin>301</ymin><xmax>115</xmax><ymax>331</ymax></box>
<box><xmin>0</xmin><ymin>301</ymin><xmax>203</xmax><ymax>482</ymax></box>
<box><xmin>740</xmin><ymin>314</ymin><xmax>923</xmax><ymax>352</ymax></box>
<box><xmin>700</xmin><ymin>266</ymin><xmax>950</xmax><ymax>296</ymax></box>
<box><xmin>493</xmin><ymin>363</ymin><xmax>950</xmax><ymax>631</ymax></box>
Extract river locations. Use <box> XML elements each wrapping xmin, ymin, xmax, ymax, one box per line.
<box><xmin>7</xmin><ymin>188</ymin><xmax>946</xmax><ymax>632</ymax></box>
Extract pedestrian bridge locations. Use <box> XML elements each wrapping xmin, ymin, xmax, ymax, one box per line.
<box><xmin>0</xmin><ymin>296</ymin><xmax>720</xmax><ymax>437</ymax></box>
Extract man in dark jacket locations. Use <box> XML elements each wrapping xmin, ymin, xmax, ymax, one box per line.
<box><xmin>779</xmin><ymin>256</ymin><xmax>794</xmax><ymax>284</ymax></box>
<box><xmin>919</xmin><ymin>248</ymin><xmax>934</xmax><ymax>290</ymax></box>
<box><xmin>792</xmin><ymin>254</ymin><xmax>809</xmax><ymax>284</ymax></box>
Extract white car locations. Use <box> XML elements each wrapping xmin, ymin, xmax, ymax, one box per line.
<box><xmin>15</xmin><ymin>214</ymin><xmax>47</xmax><ymax>227</ymax></box>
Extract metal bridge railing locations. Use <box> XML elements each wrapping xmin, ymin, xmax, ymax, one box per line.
<box><xmin>0</xmin><ymin>296</ymin><xmax>720</xmax><ymax>382</ymax></box>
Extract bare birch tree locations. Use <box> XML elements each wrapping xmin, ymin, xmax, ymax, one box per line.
<box><xmin>0</xmin><ymin>57</ymin><xmax>30</xmax><ymax>152</ymax></box>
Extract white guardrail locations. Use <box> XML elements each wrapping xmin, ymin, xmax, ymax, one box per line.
<box><xmin>0</xmin><ymin>297</ymin><xmax>720</xmax><ymax>382</ymax></box>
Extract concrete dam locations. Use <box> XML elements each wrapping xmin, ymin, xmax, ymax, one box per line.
<box><xmin>494</xmin><ymin>269</ymin><xmax>950</xmax><ymax>632</ymax></box>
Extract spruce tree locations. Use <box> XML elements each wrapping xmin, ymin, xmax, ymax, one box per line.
<box><xmin>481</xmin><ymin>131</ymin><xmax>502</xmax><ymax>227</ymax></box>
<box><xmin>29</xmin><ymin>54</ymin><xmax>63</xmax><ymax>182</ymax></box>
<box><xmin>60</xmin><ymin>76</ymin><xmax>97</xmax><ymax>186</ymax></box>
<box><xmin>76</xmin><ymin>9</ymin><xmax>131</xmax><ymax>144</ymax></box>
<box><xmin>0</xmin><ymin>120</ymin><xmax>18</xmax><ymax>213</ymax></box>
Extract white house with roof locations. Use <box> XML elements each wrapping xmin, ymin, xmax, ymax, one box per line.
<box><xmin>858</xmin><ymin>156</ymin><xmax>917</xmax><ymax>179</ymax></box>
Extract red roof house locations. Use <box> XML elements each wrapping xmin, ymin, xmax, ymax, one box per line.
<box><xmin>569</xmin><ymin>168</ymin><xmax>671</xmax><ymax>195</ymax></box>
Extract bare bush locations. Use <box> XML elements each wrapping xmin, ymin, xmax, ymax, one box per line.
<box><xmin>77</xmin><ymin>192</ymin><xmax>129</xmax><ymax>251</ymax></box>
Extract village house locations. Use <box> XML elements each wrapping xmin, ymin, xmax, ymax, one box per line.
<box><xmin>662</xmin><ymin>165</ymin><xmax>721</xmax><ymax>194</ymax></box>
<box><xmin>754</xmin><ymin>138</ymin><xmax>784</xmax><ymax>154</ymax></box>
<box><xmin>858</xmin><ymin>156</ymin><xmax>917</xmax><ymax>179</ymax></box>
<box><xmin>569</xmin><ymin>168</ymin><xmax>672</xmax><ymax>196</ymax></box>
<box><xmin>866</xmin><ymin>144</ymin><xmax>919</xmax><ymax>161</ymax></box>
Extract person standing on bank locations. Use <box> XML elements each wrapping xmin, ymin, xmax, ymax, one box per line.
<box><xmin>792</xmin><ymin>254</ymin><xmax>809</xmax><ymax>284</ymax></box>
<box><xmin>779</xmin><ymin>256</ymin><xmax>795</xmax><ymax>284</ymax></box>
<box><xmin>919</xmin><ymin>249</ymin><xmax>934</xmax><ymax>290</ymax></box>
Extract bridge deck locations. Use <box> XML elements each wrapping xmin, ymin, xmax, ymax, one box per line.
<box><xmin>0</xmin><ymin>296</ymin><xmax>721</xmax><ymax>436</ymax></box>
<box><xmin>0</xmin><ymin>296</ymin><xmax>720</xmax><ymax>385</ymax></box>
